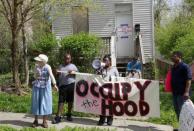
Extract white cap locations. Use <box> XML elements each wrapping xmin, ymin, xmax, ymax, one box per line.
<box><xmin>34</xmin><ymin>54</ymin><xmax>48</xmax><ymax>63</ymax></box>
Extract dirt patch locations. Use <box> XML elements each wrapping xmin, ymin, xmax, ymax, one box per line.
<box><xmin>0</xmin><ymin>85</ymin><xmax>30</xmax><ymax>95</ymax></box>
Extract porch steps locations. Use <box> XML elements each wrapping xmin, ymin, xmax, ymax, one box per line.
<box><xmin>116</xmin><ymin>58</ymin><xmax>131</xmax><ymax>77</ymax></box>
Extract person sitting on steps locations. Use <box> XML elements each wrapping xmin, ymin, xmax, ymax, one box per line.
<box><xmin>126</xmin><ymin>57</ymin><xmax>142</xmax><ymax>78</ymax></box>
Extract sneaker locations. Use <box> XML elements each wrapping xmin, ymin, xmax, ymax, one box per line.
<box><xmin>66</xmin><ymin>114</ymin><xmax>73</xmax><ymax>121</ymax></box>
<box><xmin>97</xmin><ymin>116</ymin><xmax>105</xmax><ymax>126</ymax></box>
<box><xmin>52</xmin><ymin>116</ymin><xmax>61</xmax><ymax>124</ymax></box>
<box><xmin>107</xmin><ymin>116</ymin><xmax>113</xmax><ymax>126</ymax></box>
<box><xmin>32</xmin><ymin>120</ymin><xmax>38</xmax><ymax>128</ymax></box>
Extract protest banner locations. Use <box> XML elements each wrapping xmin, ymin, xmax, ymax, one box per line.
<box><xmin>179</xmin><ymin>100</ymin><xmax>194</xmax><ymax>131</ymax></box>
<box><xmin>73</xmin><ymin>73</ymin><xmax>160</xmax><ymax>117</ymax></box>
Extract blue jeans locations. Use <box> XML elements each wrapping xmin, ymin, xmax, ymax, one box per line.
<box><xmin>172</xmin><ymin>95</ymin><xmax>185</xmax><ymax>120</ymax></box>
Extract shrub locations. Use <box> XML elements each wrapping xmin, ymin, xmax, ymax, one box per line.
<box><xmin>31</xmin><ymin>33</ymin><xmax>58</xmax><ymax>53</ymax></box>
<box><xmin>29</xmin><ymin>33</ymin><xmax>59</xmax><ymax>67</ymax></box>
<box><xmin>156</xmin><ymin>19</ymin><xmax>191</xmax><ymax>59</ymax></box>
<box><xmin>0</xmin><ymin>49</ymin><xmax>11</xmax><ymax>74</ymax></box>
<box><xmin>156</xmin><ymin>17</ymin><xmax>194</xmax><ymax>64</ymax></box>
<box><xmin>174</xmin><ymin>30</ymin><xmax>194</xmax><ymax>63</ymax></box>
<box><xmin>59</xmin><ymin>33</ymin><xmax>103</xmax><ymax>73</ymax></box>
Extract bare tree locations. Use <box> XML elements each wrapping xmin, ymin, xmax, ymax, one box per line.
<box><xmin>154</xmin><ymin>0</ymin><xmax>170</xmax><ymax>26</ymax></box>
<box><xmin>0</xmin><ymin>0</ymin><xmax>46</xmax><ymax>94</ymax></box>
<box><xmin>180</xmin><ymin>0</ymin><xmax>194</xmax><ymax>17</ymax></box>
<box><xmin>0</xmin><ymin>0</ymin><xmax>93</xmax><ymax>93</ymax></box>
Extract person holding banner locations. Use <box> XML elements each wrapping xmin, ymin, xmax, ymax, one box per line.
<box><xmin>52</xmin><ymin>53</ymin><xmax>78</xmax><ymax>124</ymax></box>
<box><xmin>31</xmin><ymin>54</ymin><xmax>58</xmax><ymax>128</ymax></box>
<box><xmin>98</xmin><ymin>54</ymin><xmax>119</xmax><ymax>126</ymax></box>
<box><xmin>171</xmin><ymin>51</ymin><xmax>192</xmax><ymax>120</ymax></box>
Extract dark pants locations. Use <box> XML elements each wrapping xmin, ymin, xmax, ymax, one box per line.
<box><xmin>99</xmin><ymin>115</ymin><xmax>113</xmax><ymax>122</ymax></box>
<box><xmin>172</xmin><ymin>95</ymin><xmax>185</xmax><ymax>120</ymax></box>
<box><xmin>58</xmin><ymin>83</ymin><xmax>75</xmax><ymax>103</ymax></box>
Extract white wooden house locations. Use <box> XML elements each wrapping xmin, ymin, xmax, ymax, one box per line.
<box><xmin>52</xmin><ymin>0</ymin><xmax>154</xmax><ymax>76</ymax></box>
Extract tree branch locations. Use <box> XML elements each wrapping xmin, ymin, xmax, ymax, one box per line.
<box><xmin>0</xmin><ymin>0</ymin><xmax>12</xmax><ymax>26</ymax></box>
<box><xmin>5</xmin><ymin>0</ymin><xmax>12</xmax><ymax>16</ymax></box>
<box><xmin>24</xmin><ymin>15</ymin><xmax>33</xmax><ymax>23</ymax></box>
<box><xmin>17</xmin><ymin>0</ymin><xmax>24</xmax><ymax>6</ymax></box>
<box><xmin>0</xmin><ymin>9</ymin><xmax>12</xmax><ymax>26</ymax></box>
<box><xmin>0</xmin><ymin>0</ymin><xmax>9</xmax><ymax>16</ymax></box>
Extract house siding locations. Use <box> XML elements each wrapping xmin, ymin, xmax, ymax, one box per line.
<box><xmin>88</xmin><ymin>0</ymin><xmax>114</xmax><ymax>37</ymax></box>
<box><xmin>52</xmin><ymin>0</ymin><xmax>154</xmax><ymax>63</ymax></box>
<box><xmin>52</xmin><ymin>8</ymin><xmax>73</xmax><ymax>38</ymax></box>
<box><xmin>133</xmin><ymin>0</ymin><xmax>154</xmax><ymax>63</ymax></box>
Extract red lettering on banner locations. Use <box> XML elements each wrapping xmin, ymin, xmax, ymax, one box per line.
<box><xmin>125</xmin><ymin>101</ymin><xmax>138</xmax><ymax>116</ymax></box>
<box><xmin>134</xmin><ymin>81</ymin><xmax>151</xmax><ymax>100</ymax></box>
<box><xmin>75</xmin><ymin>79</ymin><xmax>151</xmax><ymax>116</ymax></box>
<box><xmin>113</xmin><ymin>102</ymin><xmax>124</xmax><ymax>116</ymax></box>
<box><xmin>109</xmin><ymin>83</ymin><xmax>122</xmax><ymax>101</ymax></box>
<box><xmin>139</xmin><ymin>100</ymin><xmax>150</xmax><ymax>116</ymax></box>
<box><xmin>99</xmin><ymin>83</ymin><xmax>112</xmax><ymax>99</ymax></box>
<box><xmin>134</xmin><ymin>80</ymin><xmax>151</xmax><ymax>116</ymax></box>
<box><xmin>121</xmin><ymin>82</ymin><xmax>131</xmax><ymax>100</ymax></box>
<box><xmin>76</xmin><ymin>80</ymin><xmax>89</xmax><ymax>97</ymax></box>
<box><xmin>90</xmin><ymin>82</ymin><xmax>99</xmax><ymax>98</ymax></box>
<box><xmin>101</xmin><ymin>100</ymin><xmax>139</xmax><ymax>116</ymax></box>
<box><xmin>102</xmin><ymin>99</ymin><xmax>113</xmax><ymax>116</ymax></box>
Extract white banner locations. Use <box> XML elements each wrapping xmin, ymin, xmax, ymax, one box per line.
<box><xmin>179</xmin><ymin>100</ymin><xmax>194</xmax><ymax>131</ymax></box>
<box><xmin>73</xmin><ymin>73</ymin><xmax>160</xmax><ymax>117</ymax></box>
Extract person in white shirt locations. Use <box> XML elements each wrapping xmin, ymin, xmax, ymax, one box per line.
<box><xmin>98</xmin><ymin>54</ymin><xmax>119</xmax><ymax>126</ymax></box>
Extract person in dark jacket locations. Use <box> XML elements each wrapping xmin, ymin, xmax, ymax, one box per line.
<box><xmin>171</xmin><ymin>51</ymin><xmax>192</xmax><ymax>120</ymax></box>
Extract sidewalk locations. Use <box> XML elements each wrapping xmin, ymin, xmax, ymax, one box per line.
<box><xmin>0</xmin><ymin>112</ymin><xmax>173</xmax><ymax>131</ymax></box>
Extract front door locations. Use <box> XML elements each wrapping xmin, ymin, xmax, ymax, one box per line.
<box><xmin>115</xmin><ymin>4</ymin><xmax>133</xmax><ymax>58</ymax></box>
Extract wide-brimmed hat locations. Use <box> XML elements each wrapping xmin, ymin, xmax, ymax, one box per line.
<box><xmin>34</xmin><ymin>54</ymin><xmax>48</xmax><ymax>63</ymax></box>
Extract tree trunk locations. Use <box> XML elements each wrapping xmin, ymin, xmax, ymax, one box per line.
<box><xmin>22</xmin><ymin>23</ymin><xmax>29</xmax><ymax>86</ymax></box>
<box><xmin>11</xmin><ymin>30</ymin><xmax>21</xmax><ymax>91</ymax></box>
<box><xmin>11</xmin><ymin>0</ymin><xmax>21</xmax><ymax>94</ymax></box>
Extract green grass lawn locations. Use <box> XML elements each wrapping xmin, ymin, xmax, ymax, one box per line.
<box><xmin>0</xmin><ymin>87</ymin><xmax>179</xmax><ymax>128</ymax></box>
<box><xmin>0</xmin><ymin>92</ymin><xmax>91</xmax><ymax>117</ymax></box>
<box><xmin>1</xmin><ymin>73</ymin><xmax>194</xmax><ymax>128</ymax></box>
<box><xmin>148</xmin><ymin>92</ymin><xmax>178</xmax><ymax>128</ymax></box>
<box><xmin>0</xmin><ymin>125</ymin><xmax>115</xmax><ymax>131</ymax></box>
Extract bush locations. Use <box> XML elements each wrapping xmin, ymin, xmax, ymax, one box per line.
<box><xmin>29</xmin><ymin>33</ymin><xmax>59</xmax><ymax>67</ymax></box>
<box><xmin>156</xmin><ymin>17</ymin><xmax>194</xmax><ymax>63</ymax></box>
<box><xmin>174</xmin><ymin>30</ymin><xmax>194</xmax><ymax>63</ymax></box>
<box><xmin>0</xmin><ymin>49</ymin><xmax>11</xmax><ymax>74</ymax></box>
<box><xmin>0</xmin><ymin>16</ymin><xmax>11</xmax><ymax>74</ymax></box>
<box><xmin>156</xmin><ymin>19</ymin><xmax>191</xmax><ymax>59</ymax></box>
<box><xmin>29</xmin><ymin>33</ymin><xmax>103</xmax><ymax>73</ymax></box>
<box><xmin>31</xmin><ymin>33</ymin><xmax>58</xmax><ymax>53</ymax></box>
<box><xmin>59</xmin><ymin>33</ymin><xmax>103</xmax><ymax>73</ymax></box>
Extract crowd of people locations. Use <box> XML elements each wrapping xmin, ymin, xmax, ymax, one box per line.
<box><xmin>31</xmin><ymin>51</ymin><xmax>192</xmax><ymax>130</ymax></box>
<box><xmin>31</xmin><ymin>53</ymin><xmax>120</xmax><ymax>128</ymax></box>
